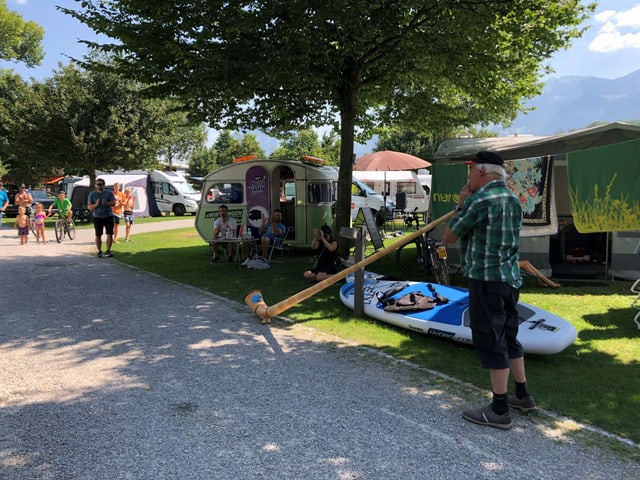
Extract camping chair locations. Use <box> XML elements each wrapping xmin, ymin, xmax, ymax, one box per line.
<box><xmin>267</xmin><ymin>227</ymin><xmax>290</xmax><ymax>263</ymax></box>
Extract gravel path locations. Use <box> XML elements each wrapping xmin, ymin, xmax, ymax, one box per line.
<box><xmin>0</xmin><ymin>220</ymin><xmax>638</xmax><ymax>479</ymax></box>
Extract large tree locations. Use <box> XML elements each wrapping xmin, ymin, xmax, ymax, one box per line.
<box><xmin>65</xmin><ymin>0</ymin><xmax>594</xmax><ymax>239</ymax></box>
<box><xmin>0</xmin><ymin>63</ymin><xmax>171</xmax><ymax>185</ymax></box>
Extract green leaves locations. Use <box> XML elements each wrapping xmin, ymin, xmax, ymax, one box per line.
<box><xmin>0</xmin><ymin>0</ymin><xmax>45</xmax><ymax>67</ymax></box>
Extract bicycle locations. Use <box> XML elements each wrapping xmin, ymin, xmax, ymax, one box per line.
<box><xmin>395</xmin><ymin>210</ymin><xmax>450</xmax><ymax>284</ymax></box>
<box><xmin>54</xmin><ymin>212</ymin><xmax>76</xmax><ymax>243</ymax></box>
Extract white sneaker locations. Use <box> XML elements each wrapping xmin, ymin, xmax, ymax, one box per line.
<box><xmin>241</xmin><ymin>258</ymin><xmax>251</xmax><ymax>266</ymax></box>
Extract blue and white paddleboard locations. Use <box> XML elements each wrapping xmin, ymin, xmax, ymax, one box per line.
<box><xmin>340</xmin><ymin>272</ymin><xmax>577</xmax><ymax>355</ymax></box>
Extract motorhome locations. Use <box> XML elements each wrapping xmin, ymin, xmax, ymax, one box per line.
<box><xmin>150</xmin><ymin>169</ymin><xmax>200</xmax><ymax>216</ymax></box>
<box><xmin>350</xmin><ymin>178</ymin><xmax>393</xmax><ymax>221</ymax></box>
<box><xmin>352</xmin><ymin>170</ymin><xmax>430</xmax><ymax>214</ymax></box>
<box><xmin>196</xmin><ymin>157</ymin><xmax>338</xmax><ymax>246</ymax></box>
<box><xmin>66</xmin><ymin>170</ymin><xmax>199</xmax><ymax>217</ymax></box>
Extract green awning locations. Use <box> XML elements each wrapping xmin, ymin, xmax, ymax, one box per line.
<box><xmin>567</xmin><ymin>138</ymin><xmax>640</xmax><ymax>233</ymax></box>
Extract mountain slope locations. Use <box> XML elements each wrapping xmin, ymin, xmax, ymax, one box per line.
<box><xmin>508</xmin><ymin>69</ymin><xmax>640</xmax><ymax>135</ymax></box>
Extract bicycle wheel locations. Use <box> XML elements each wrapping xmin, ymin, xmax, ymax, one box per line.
<box><xmin>395</xmin><ymin>236</ymin><xmax>427</xmax><ymax>278</ymax></box>
<box><xmin>55</xmin><ymin>218</ymin><xmax>64</xmax><ymax>243</ymax></box>
<box><xmin>428</xmin><ymin>242</ymin><xmax>450</xmax><ymax>285</ymax></box>
<box><xmin>66</xmin><ymin>219</ymin><xmax>76</xmax><ymax>240</ymax></box>
<box><xmin>29</xmin><ymin>215</ymin><xmax>36</xmax><ymax>236</ymax></box>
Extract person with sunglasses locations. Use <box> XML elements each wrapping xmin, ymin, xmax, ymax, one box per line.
<box><xmin>88</xmin><ymin>179</ymin><xmax>117</xmax><ymax>258</ymax></box>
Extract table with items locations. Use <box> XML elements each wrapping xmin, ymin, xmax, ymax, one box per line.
<box><xmin>209</xmin><ymin>232</ymin><xmax>258</xmax><ymax>270</ymax></box>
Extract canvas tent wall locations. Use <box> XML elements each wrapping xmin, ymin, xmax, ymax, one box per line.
<box><xmin>431</xmin><ymin>122</ymin><xmax>640</xmax><ymax>279</ymax></box>
<box><xmin>69</xmin><ymin>174</ymin><xmax>161</xmax><ymax>217</ymax></box>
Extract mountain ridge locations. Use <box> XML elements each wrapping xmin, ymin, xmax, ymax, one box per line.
<box><xmin>505</xmin><ymin>69</ymin><xmax>640</xmax><ymax>135</ymax></box>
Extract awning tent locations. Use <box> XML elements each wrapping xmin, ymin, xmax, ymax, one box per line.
<box><xmin>433</xmin><ymin>122</ymin><xmax>640</xmax><ymax>162</ymax></box>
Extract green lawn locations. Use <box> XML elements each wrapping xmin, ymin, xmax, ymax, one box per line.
<box><xmin>114</xmin><ymin>227</ymin><xmax>640</xmax><ymax>447</ymax></box>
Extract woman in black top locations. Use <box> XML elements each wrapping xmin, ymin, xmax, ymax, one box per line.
<box><xmin>303</xmin><ymin>224</ymin><xmax>339</xmax><ymax>282</ymax></box>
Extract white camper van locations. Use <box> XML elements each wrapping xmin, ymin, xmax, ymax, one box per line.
<box><xmin>150</xmin><ymin>169</ymin><xmax>200</xmax><ymax>216</ymax></box>
<box><xmin>353</xmin><ymin>170</ymin><xmax>430</xmax><ymax>213</ymax></box>
<box><xmin>196</xmin><ymin>157</ymin><xmax>338</xmax><ymax>246</ymax></box>
<box><xmin>350</xmin><ymin>178</ymin><xmax>393</xmax><ymax>221</ymax></box>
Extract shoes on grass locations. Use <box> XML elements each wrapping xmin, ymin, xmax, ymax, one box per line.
<box><xmin>462</xmin><ymin>404</ymin><xmax>512</xmax><ymax>430</ymax></box>
<box><xmin>508</xmin><ymin>394</ymin><xmax>538</xmax><ymax>413</ymax></box>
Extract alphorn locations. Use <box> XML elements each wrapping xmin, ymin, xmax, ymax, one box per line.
<box><xmin>245</xmin><ymin>210</ymin><xmax>456</xmax><ymax>323</ymax></box>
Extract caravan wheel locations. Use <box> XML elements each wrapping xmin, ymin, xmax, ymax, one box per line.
<box><xmin>173</xmin><ymin>204</ymin><xmax>186</xmax><ymax>216</ymax></box>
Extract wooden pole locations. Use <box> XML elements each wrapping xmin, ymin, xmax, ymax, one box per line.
<box><xmin>244</xmin><ymin>210</ymin><xmax>456</xmax><ymax>323</ymax></box>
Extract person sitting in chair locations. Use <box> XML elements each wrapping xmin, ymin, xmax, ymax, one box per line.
<box><xmin>258</xmin><ymin>209</ymin><xmax>285</xmax><ymax>260</ymax></box>
<box><xmin>211</xmin><ymin>204</ymin><xmax>237</xmax><ymax>262</ymax></box>
<box><xmin>303</xmin><ymin>224</ymin><xmax>340</xmax><ymax>283</ymax></box>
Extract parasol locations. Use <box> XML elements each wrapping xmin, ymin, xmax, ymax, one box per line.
<box><xmin>353</xmin><ymin>150</ymin><xmax>431</xmax><ymax>171</ymax></box>
<box><xmin>354</xmin><ymin>150</ymin><xmax>432</xmax><ymax>213</ymax></box>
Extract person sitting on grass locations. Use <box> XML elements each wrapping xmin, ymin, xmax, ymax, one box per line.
<box><xmin>303</xmin><ymin>224</ymin><xmax>340</xmax><ymax>283</ymax></box>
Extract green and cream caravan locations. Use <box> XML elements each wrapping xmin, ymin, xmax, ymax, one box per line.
<box><xmin>195</xmin><ymin>157</ymin><xmax>338</xmax><ymax>247</ymax></box>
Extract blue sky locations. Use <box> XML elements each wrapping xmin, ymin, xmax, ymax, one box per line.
<box><xmin>4</xmin><ymin>0</ymin><xmax>640</xmax><ymax>81</ymax></box>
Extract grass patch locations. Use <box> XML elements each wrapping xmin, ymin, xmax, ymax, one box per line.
<box><xmin>115</xmin><ymin>227</ymin><xmax>640</xmax><ymax>446</ymax></box>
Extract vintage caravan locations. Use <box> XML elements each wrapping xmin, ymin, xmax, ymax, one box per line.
<box><xmin>352</xmin><ymin>170</ymin><xmax>430</xmax><ymax>213</ymax></box>
<box><xmin>196</xmin><ymin>158</ymin><xmax>338</xmax><ymax>246</ymax></box>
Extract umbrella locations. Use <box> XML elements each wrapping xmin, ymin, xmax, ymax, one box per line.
<box><xmin>353</xmin><ymin>150</ymin><xmax>431</xmax><ymax>171</ymax></box>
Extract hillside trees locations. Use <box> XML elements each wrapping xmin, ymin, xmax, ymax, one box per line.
<box><xmin>65</xmin><ymin>0</ymin><xmax>594</xmax><ymax>238</ymax></box>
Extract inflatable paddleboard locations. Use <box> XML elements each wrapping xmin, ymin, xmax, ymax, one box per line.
<box><xmin>340</xmin><ymin>273</ymin><xmax>577</xmax><ymax>355</ymax></box>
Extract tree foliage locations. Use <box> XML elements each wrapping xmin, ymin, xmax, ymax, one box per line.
<box><xmin>66</xmin><ymin>0</ymin><xmax>594</xmax><ymax>239</ymax></box>
<box><xmin>0</xmin><ymin>63</ymin><xmax>175</xmax><ymax>185</ymax></box>
<box><xmin>0</xmin><ymin>0</ymin><xmax>44</xmax><ymax>67</ymax></box>
<box><xmin>157</xmin><ymin>105</ymin><xmax>208</xmax><ymax>168</ymax></box>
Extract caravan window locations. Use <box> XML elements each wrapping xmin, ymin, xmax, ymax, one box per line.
<box><xmin>206</xmin><ymin>182</ymin><xmax>244</xmax><ymax>204</ymax></box>
<box><xmin>397</xmin><ymin>182</ymin><xmax>417</xmax><ymax>194</ymax></box>
<box><xmin>308</xmin><ymin>182</ymin><xmax>333</xmax><ymax>204</ymax></box>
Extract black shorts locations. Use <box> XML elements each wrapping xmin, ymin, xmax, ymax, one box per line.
<box><xmin>93</xmin><ymin>216</ymin><xmax>115</xmax><ymax>236</ymax></box>
<box><xmin>467</xmin><ymin>279</ymin><xmax>523</xmax><ymax>369</ymax></box>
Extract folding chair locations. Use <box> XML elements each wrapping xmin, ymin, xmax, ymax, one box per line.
<box><xmin>267</xmin><ymin>227</ymin><xmax>289</xmax><ymax>263</ymax></box>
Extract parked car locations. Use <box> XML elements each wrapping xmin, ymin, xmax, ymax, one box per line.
<box><xmin>4</xmin><ymin>188</ymin><xmax>57</xmax><ymax>217</ymax></box>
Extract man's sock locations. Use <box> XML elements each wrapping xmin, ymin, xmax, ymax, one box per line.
<box><xmin>515</xmin><ymin>381</ymin><xmax>530</xmax><ymax>399</ymax></box>
<box><xmin>492</xmin><ymin>392</ymin><xmax>509</xmax><ymax>415</ymax></box>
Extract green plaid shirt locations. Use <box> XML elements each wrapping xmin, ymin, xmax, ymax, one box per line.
<box><xmin>448</xmin><ymin>180</ymin><xmax>522</xmax><ymax>288</ymax></box>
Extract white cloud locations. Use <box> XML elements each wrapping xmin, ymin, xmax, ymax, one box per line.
<box><xmin>590</xmin><ymin>4</ymin><xmax>640</xmax><ymax>52</ymax></box>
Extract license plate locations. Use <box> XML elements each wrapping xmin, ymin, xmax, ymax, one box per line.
<box><xmin>437</xmin><ymin>246</ymin><xmax>447</xmax><ymax>259</ymax></box>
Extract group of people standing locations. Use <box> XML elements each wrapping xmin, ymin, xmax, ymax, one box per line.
<box><xmin>88</xmin><ymin>180</ymin><xmax>135</xmax><ymax>257</ymax></box>
<box><xmin>0</xmin><ymin>183</ymin><xmax>73</xmax><ymax>245</ymax></box>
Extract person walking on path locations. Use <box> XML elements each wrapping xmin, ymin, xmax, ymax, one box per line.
<box><xmin>123</xmin><ymin>187</ymin><xmax>135</xmax><ymax>242</ymax></box>
<box><xmin>0</xmin><ymin>181</ymin><xmax>8</xmax><ymax>228</ymax></box>
<box><xmin>111</xmin><ymin>182</ymin><xmax>125</xmax><ymax>244</ymax></box>
<box><xmin>443</xmin><ymin>151</ymin><xmax>536</xmax><ymax>430</ymax></box>
<box><xmin>88</xmin><ymin>178</ymin><xmax>117</xmax><ymax>258</ymax></box>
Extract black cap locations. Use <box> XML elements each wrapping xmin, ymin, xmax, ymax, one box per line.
<box><xmin>466</xmin><ymin>151</ymin><xmax>504</xmax><ymax>166</ymax></box>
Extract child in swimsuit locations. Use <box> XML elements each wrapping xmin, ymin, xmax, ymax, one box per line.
<box><xmin>14</xmin><ymin>206</ymin><xmax>30</xmax><ymax>245</ymax></box>
<box><xmin>33</xmin><ymin>202</ymin><xmax>48</xmax><ymax>244</ymax></box>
